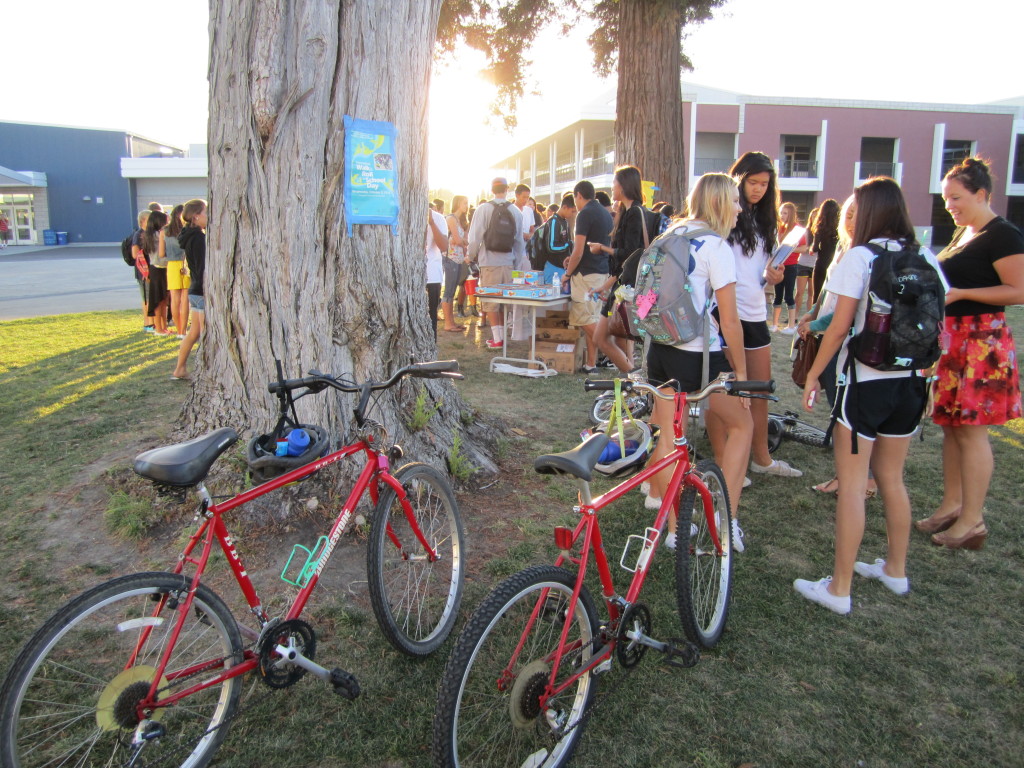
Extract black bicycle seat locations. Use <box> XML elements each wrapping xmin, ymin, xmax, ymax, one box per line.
<box><xmin>534</xmin><ymin>432</ymin><xmax>610</xmax><ymax>482</ymax></box>
<box><xmin>134</xmin><ymin>428</ymin><xmax>239</xmax><ymax>487</ymax></box>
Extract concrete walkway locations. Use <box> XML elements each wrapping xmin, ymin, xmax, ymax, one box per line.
<box><xmin>0</xmin><ymin>244</ymin><xmax>143</xmax><ymax>320</ymax></box>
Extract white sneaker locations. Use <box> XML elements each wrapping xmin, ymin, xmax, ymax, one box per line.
<box><xmin>769</xmin><ymin>325</ymin><xmax>779</xmax><ymax>332</ymax></box>
<box><xmin>742</xmin><ymin>476</ymin><xmax>752</xmax><ymax>488</ymax></box>
<box><xmin>854</xmin><ymin>558</ymin><xmax>909</xmax><ymax>595</ymax></box>
<box><xmin>664</xmin><ymin>532</ymin><xmax>677</xmax><ymax>550</ymax></box>
<box><xmin>781</xmin><ymin>327</ymin><xmax>795</xmax><ymax>335</ymax></box>
<box><xmin>750</xmin><ymin>459</ymin><xmax>803</xmax><ymax>478</ymax></box>
<box><xmin>640</xmin><ymin>481</ymin><xmax>651</xmax><ymax>496</ymax></box>
<box><xmin>644</xmin><ymin>494</ymin><xmax>662</xmax><ymax>511</ymax></box>
<box><xmin>731</xmin><ymin>519</ymin><xmax>745</xmax><ymax>553</ymax></box>
<box><xmin>794</xmin><ymin>576</ymin><xmax>851</xmax><ymax>615</ymax></box>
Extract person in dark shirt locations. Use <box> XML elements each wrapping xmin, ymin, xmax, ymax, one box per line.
<box><xmin>563</xmin><ymin>180</ymin><xmax>612</xmax><ymax>373</ymax></box>
<box><xmin>918</xmin><ymin>158</ymin><xmax>1024</xmax><ymax>549</ymax></box>
<box><xmin>171</xmin><ymin>199</ymin><xmax>208</xmax><ymax>381</ymax></box>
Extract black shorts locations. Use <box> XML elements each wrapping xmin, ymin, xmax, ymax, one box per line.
<box><xmin>739</xmin><ymin>319</ymin><xmax>771</xmax><ymax>350</ymax></box>
<box><xmin>795</xmin><ymin>265</ymin><xmax>814</xmax><ymax>278</ymax></box>
<box><xmin>833</xmin><ymin>376</ymin><xmax>928</xmax><ymax>442</ymax></box>
<box><xmin>646</xmin><ymin>345</ymin><xmax>732</xmax><ymax>393</ymax></box>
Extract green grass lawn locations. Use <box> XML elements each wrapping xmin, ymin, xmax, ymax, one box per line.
<box><xmin>0</xmin><ymin>308</ymin><xmax>1021</xmax><ymax>767</ymax></box>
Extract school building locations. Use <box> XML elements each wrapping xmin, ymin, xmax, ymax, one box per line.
<box><xmin>0</xmin><ymin>120</ymin><xmax>206</xmax><ymax>245</ymax></box>
<box><xmin>494</xmin><ymin>82</ymin><xmax>1024</xmax><ymax>248</ymax></box>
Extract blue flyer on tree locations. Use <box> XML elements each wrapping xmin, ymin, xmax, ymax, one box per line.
<box><xmin>343</xmin><ymin>116</ymin><xmax>399</xmax><ymax>235</ymax></box>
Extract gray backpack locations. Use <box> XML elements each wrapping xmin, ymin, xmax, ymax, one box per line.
<box><xmin>629</xmin><ymin>226</ymin><xmax>716</xmax><ymax>345</ymax></box>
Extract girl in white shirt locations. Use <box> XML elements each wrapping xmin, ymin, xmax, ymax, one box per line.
<box><xmin>645</xmin><ymin>173</ymin><xmax>751</xmax><ymax>551</ymax></box>
<box><xmin>795</xmin><ymin>177</ymin><xmax>946</xmax><ymax>615</ymax></box>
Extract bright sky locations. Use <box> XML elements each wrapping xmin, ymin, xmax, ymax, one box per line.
<box><xmin>6</xmin><ymin>0</ymin><xmax>1022</xmax><ymax>194</ymax></box>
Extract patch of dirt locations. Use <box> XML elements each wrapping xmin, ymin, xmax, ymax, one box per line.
<box><xmin>33</xmin><ymin>425</ymin><xmax>543</xmax><ymax>623</ymax></box>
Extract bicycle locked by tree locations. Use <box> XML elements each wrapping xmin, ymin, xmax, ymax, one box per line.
<box><xmin>432</xmin><ymin>373</ymin><xmax>775</xmax><ymax>768</ymax></box>
<box><xmin>0</xmin><ymin>361</ymin><xmax>466</xmax><ymax>768</ymax></box>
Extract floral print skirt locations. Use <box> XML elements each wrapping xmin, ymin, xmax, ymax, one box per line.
<box><xmin>932</xmin><ymin>312</ymin><xmax>1021</xmax><ymax>427</ymax></box>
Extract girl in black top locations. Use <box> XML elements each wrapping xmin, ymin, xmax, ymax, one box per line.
<box><xmin>917</xmin><ymin>158</ymin><xmax>1024</xmax><ymax>549</ymax></box>
<box><xmin>172</xmin><ymin>199</ymin><xmax>208</xmax><ymax>381</ymax></box>
<box><xmin>810</xmin><ymin>198</ymin><xmax>840</xmax><ymax>302</ymax></box>
<box><xmin>589</xmin><ymin>165</ymin><xmax>657</xmax><ymax>374</ymax></box>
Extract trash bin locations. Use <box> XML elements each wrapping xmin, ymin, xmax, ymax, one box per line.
<box><xmin>56</xmin><ymin>232</ymin><xmax>69</xmax><ymax>245</ymax></box>
<box><xmin>43</xmin><ymin>230</ymin><xmax>57</xmax><ymax>245</ymax></box>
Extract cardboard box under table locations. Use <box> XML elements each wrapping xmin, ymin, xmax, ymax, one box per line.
<box><xmin>486</xmin><ymin>293</ymin><xmax>573</xmax><ymax>376</ymax></box>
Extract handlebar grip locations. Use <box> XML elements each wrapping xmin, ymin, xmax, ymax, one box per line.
<box><xmin>728</xmin><ymin>380</ymin><xmax>776</xmax><ymax>394</ymax></box>
<box><xmin>408</xmin><ymin>360</ymin><xmax>461</xmax><ymax>378</ymax></box>
<box><xmin>267</xmin><ymin>375</ymin><xmax>322</xmax><ymax>394</ymax></box>
<box><xmin>583</xmin><ymin>379</ymin><xmax>626</xmax><ymax>392</ymax></box>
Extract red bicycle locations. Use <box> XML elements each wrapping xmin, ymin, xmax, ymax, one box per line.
<box><xmin>432</xmin><ymin>374</ymin><xmax>774</xmax><ymax>768</ymax></box>
<box><xmin>0</xmin><ymin>361</ymin><xmax>466</xmax><ymax>768</ymax></box>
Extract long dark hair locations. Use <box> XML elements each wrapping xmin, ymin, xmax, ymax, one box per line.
<box><xmin>166</xmin><ymin>204</ymin><xmax>184</xmax><ymax>239</ymax></box>
<box><xmin>852</xmin><ymin>177</ymin><xmax>918</xmax><ymax>249</ymax></box>
<box><xmin>449</xmin><ymin>195</ymin><xmax>469</xmax><ymax>233</ymax></box>
<box><xmin>142</xmin><ymin>210</ymin><xmax>168</xmax><ymax>255</ymax></box>
<box><xmin>812</xmin><ymin>198</ymin><xmax>840</xmax><ymax>244</ymax></box>
<box><xmin>610</xmin><ymin>165</ymin><xmax>643</xmax><ymax>240</ymax></box>
<box><xmin>728</xmin><ymin>151</ymin><xmax>779</xmax><ymax>256</ymax></box>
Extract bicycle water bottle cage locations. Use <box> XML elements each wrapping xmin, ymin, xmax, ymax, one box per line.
<box><xmin>534</xmin><ymin>433</ymin><xmax>610</xmax><ymax>481</ymax></box>
<box><xmin>134</xmin><ymin>428</ymin><xmax>239</xmax><ymax>487</ymax></box>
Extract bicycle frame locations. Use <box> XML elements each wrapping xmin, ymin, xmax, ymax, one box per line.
<box><xmin>131</xmin><ymin>435</ymin><xmax>432</xmax><ymax>713</ymax></box>
<box><xmin>519</xmin><ymin>388</ymin><xmax>724</xmax><ymax>710</ymax></box>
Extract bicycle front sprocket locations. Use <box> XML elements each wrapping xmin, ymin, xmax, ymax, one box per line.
<box><xmin>257</xmin><ymin>618</ymin><xmax>317</xmax><ymax>689</ymax></box>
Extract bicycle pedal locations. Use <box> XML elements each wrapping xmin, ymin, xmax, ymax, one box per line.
<box><xmin>662</xmin><ymin>637</ymin><xmax>700</xmax><ymax>669</ymax></box>
<box><xmin>329</xmin><ymin>668</ymin><xmax>360</xmax><ymax>700</ymax></box>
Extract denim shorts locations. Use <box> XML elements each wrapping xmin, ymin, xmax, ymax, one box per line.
<box><xmin>188</xmin><ymin>294</ymin><xmax>206</xmax><ymax>313</ymax></box>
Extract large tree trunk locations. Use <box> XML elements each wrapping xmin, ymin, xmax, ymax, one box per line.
<box><xmin>183</xmin><ymin>0</ymin><xmax>492</xmax><ymax>482</ymax></box>
<box><xmin>614</xmin><ymin>1</ymin><xmax>686</xmax><ymax>209</ymax></box>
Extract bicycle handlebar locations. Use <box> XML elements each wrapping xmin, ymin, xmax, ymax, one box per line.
<box><xmin>583</xmin><ymin>374</ymin><xmax>775</xmax><ymax>403</ymax></box>
<box><xmin>267</xmin><ymin>360</ymin><xmax>463</xmax><ymax>395</ymax></box>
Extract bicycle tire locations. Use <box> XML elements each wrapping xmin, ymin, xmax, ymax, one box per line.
<box><xmin>675</xmin><ymin>460</ymin><xmax>733</xmax><ymax>649</ymax></box>
<box><xmin>367</xmin><ymin>462</ymin><xmax>465</xmax><ymax>657</ymax></box>
<box><xmin>0</xmin><ymin>572</ymin><xmax>243</xmax><ymax>768</ymax></box>
<box><xmin>589</xmin><ymin>392</ymin><xmax>652</xmax><ymax>426</ymax></box>
<box><xmin>432</xmin><ymin>565</ymin><xmax>600</xmax><ymax>768</ymax></box>
<box><xmin>772</xmin><ymin>411</ymin><xmax>830</xmax><ymax>448</ymax></box>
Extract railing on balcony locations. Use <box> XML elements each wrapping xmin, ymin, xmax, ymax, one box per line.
<box><xmin>693</xmin><ymin>157</ymin><xmax>735</xmax><ymax>175</ymax></box>
<box><xmin>555</xmin><ymin>165</ymin><xmax>576</xmax><ymax>184</ymax></box>
<box><xmin>582</xmin><ymin>157</ymin><xmax>614</xmax><ymax>177</ymax></box>
<box><xmin>780</xmin><ymin>159</ymin><xmax>818</xmax><ymax>178</ymax></box>
<box><xmin>534</xmin><ymin>172</ymin><xmax>549</xmax><ymax>187</ymax></box>
<box><xmin>858</xmin><ymin>161</ymin><xmax>897</xmax><ymax>179</ymax></box>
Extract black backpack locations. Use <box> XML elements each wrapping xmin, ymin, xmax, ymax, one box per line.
<box><xmin>529</xmin><ymin>215</ymin><xmax>571</xmax><ymax>270</ymax></box>
<box><xmin>848</xmin><ymin>242</ymin><xmax>945</xmax><ymax>371</ymax></box>
<box><xmin>121</xmin><ymin>231</ymin><xmax>136</xmax><ymax>266</ymax></box>
<box><xmin>483</xmin><ymin>200</ymin><xmax>517</xmax><ymax>253</ymax></box>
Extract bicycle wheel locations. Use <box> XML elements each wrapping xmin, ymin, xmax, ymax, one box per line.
<box><xmin>775</xmin><ymin>411</ymin><xmax>830</xmax><ymax>448</ymax></box>
<box><xmin>368</xmin><ymin>462</ymin><xmax>465</xmax><ymax>657</ymax></box>
<box><xmin>589</xmin><ymin>391</ymin><xmax>652</xmax><ymax>425</ymax></box>
<box><xmin>675</xmin><ymin>460</ymin><xmax>733</xmax><ymax>649</ymax></box>
<box><xmin>433</xmin><ymin>565</ymin><xmax>600</xmax><ymax>768</ymax></box>
<box><xmin>0</xmin><ymin>572</ymin><xmax>243</xmax><ymax>768</ymax></box>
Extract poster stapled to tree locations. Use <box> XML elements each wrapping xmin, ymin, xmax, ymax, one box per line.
<box><xmin>343</xmin><ymin>116</ymin><xmax>399</xmax><ymax>235</ymax></box>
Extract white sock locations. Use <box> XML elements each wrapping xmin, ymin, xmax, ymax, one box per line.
<box><xmin>491</xmin><ymin>326</ymin><xmax>503</xmax><ymax>342</ymax></box>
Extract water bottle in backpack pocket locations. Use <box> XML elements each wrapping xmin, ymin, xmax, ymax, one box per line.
<box><xmin>848</xmin><ymin>243</ymin><xmax>945</xmax><ymax>371</ymax></box>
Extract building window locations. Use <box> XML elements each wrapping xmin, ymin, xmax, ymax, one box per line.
<box><xmin>1013</xmin><ymin>135</ymin><xmax>1024</xmax><ymax>185</ymax></box>
<box><xmin>941</xmin><ymin>139</ymin><xmax>973</xmax><ymax>177</ymax></box>
<box><xmin>859</xmin><ymin>137</ymin><xmax>897</xmax><ymax>179</ymax></box>
<box><xmin>781</xmin><ymin>135</ymin><xmax>817</xmax><ymax>177</ymax></box>
<box><xmin>930</xmin><ymin>193</ymin><xmax>955</xmax><ymax>249</ymax></box>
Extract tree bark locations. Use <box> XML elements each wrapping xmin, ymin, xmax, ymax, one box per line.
<box><xmin>184</xmin><ymin>0</ymin><xmax>495</xmax><ymax>484</ymax></box>
<box><xmin>614</xmin><ymin>1</ymin><xmax>686</xmax><ymax>210</ymax></box>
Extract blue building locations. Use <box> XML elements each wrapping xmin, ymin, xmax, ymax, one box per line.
<box><xmin>0</xmin><ymin>121</ymin><xmax>184</xmax><ymax>244</ymax></box>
